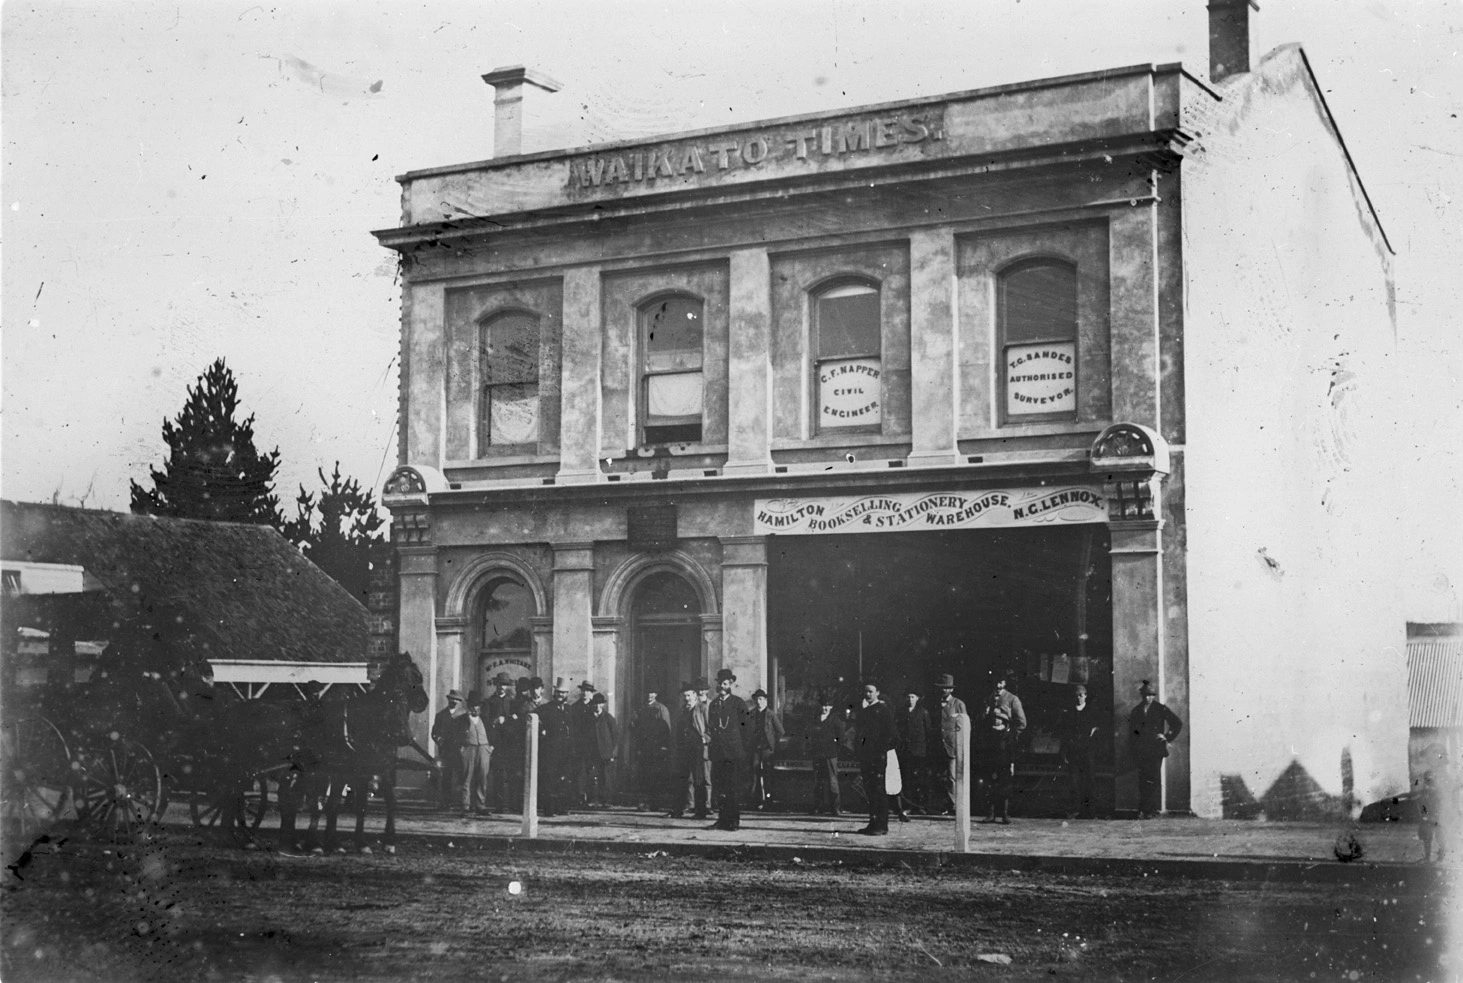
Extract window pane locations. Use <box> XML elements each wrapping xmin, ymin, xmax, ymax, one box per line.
<box><xmin>1004</xmin><ymin>342</ymin><xmax>1076</xmax><ymax>417</ymax></box>
<box><xmin>817</xmin><ymin>284</ymin><xmax>880</xmax><ymax>358</ymax></box>
<box><xmin>632</xmin><ymin>572</ymin><xmax>700</xmax><ymax>617</ymax></box>
<box><xmin>644</xmin><ymin>297</ymin><xmax>703</xmax><ymax>366</ymax></box>
<box><xmin>486</xmin><ymin>382</ymin><xmax>539</xmax><ymax>444</ymax></box>
<box><xmin>1001</xmin><ymin>263</ymin><xmax>1077</xmax><ymax>344</ymax></box>
<box><xmin>646</xmin><ymin>372</ymin><xmax>703</xmax><ymax>422</ymax></box>
<box><xmin>482</xmin><ymin>578</ymin><xmax>533</xmax><ymax>651</ymax></box>
<box><xmin>817</xmin><ymin>356</ymin><xmax>882</xmax><ymax>429</ymax></box>
<box><xmin>484</xmin><ymin>313</ymin><xmax>539</xmax><ymax>384</ymax></box>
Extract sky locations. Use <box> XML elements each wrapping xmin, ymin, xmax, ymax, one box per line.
<box><xmin>3</xmin><ymin>0</ymin><xmax>1460</xmax><ymax>618</ymax></box>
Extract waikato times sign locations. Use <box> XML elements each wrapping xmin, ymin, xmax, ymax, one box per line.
<box><xmin>566</xmin><ymin>106</ymin><xmax>947</xmax><ymax>196</ymax></box>
<box><xmin>754</xmin><ymin>487</ymin><xmax>1106</xmax><ymax>535</ymax></box>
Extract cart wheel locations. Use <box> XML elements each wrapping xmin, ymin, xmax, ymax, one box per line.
<box><xmin>75</xmin><ymin>737</ymin><xmax>166</xmax><ymax>838</ymax></box>
<box><xmin>1</xmin><ymin>717</ymin><xmax>76</xmax><ymax>838</ymax></box>
<box><xmin>190</xmin><ymin>776</ymin><xmax>268</xmax><ymax>831</ymax></box>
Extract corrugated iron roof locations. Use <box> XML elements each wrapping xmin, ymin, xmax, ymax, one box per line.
<box><xmin>1408</xmin><ymin>639</ymin><xmax>1463</xmax><ymax>729</ymax></box>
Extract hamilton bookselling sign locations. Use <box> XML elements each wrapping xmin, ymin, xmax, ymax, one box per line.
<box><xmin>753</xmin><ymin>487</ymin><xmax>1106</xmax><ymax>535</ymax></box>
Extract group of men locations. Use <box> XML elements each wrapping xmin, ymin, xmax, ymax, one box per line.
<box><xmin>430</xmin><ymin>666</ymin><xmax>1185</xmax><ymax>828</ymax></box>
<box><xmin>430</xmin><ymin>672</ymin><xmax>620</xmax><ymax>819</ymax></box>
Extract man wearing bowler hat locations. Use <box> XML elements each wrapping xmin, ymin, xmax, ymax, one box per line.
<box><xmin>706</xmin><ymin>668</ymin><xmax>749</xmax><ymax>830</ymax></box>
<box><xmin>671</xmin><ymin>679</ymin><xmax>711</xmax><ymax>819</ymax></box>
<box><xmin>1128</xmin><ymin>680</ymin><xmax>1182</xmax><ymax>819</ymax></box>
<box><xmin>931</xmin><ymin>673</ymin><xmax>969</xmax><ymax>816</ymax></box>
<box><xmin>852</xmin><ymin>679</ymin><xmax>897</xmax><ymax>835</ymax></box>
<box><xmin>537</xmin><ymin>677</ymin><xmax>575</xmax><ymax>816</ymax></box>
<box><xmin>431</xmin><ymin>689</ymin><xmax>467</xmax><ymax>810</ymax></box>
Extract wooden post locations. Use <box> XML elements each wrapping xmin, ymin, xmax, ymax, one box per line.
<box><xmin>954</xmin><ymin>712</ymin><xmax>971</xmax><ymax>853</ymax></box>
<box><xmin>522</xmin><ymin>713</ymin><xmax>539</xmax><ymax>839</ymax></box>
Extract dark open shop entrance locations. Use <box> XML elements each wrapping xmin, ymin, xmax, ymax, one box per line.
<box><xmin>766</xmin><ymin>525</ymin><xmax>1113</xmax><ymax>816</ymax></box>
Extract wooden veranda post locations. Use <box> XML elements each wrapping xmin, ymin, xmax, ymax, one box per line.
<box><xmin>954</xmin><ymin>712</ymin><xmax>971</xmax><ymax>853</ymax></box>
<box><xmin>522</xmin><ymin>713</ymin><xmax>539</xmax><ymax>838</ymax></box>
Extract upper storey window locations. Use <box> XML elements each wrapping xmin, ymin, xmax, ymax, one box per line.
<box><xmin>814</xmin><ymin>281</ymin><xmax>881</xmax><ymax>432</ymax></box>
<box><xmin>999</xmin><ymin>260</ymin><xmax>1078</xmax><ymax>422</ymax></box>
<box><xmin>479</xmin><ymin>311</ymin><xmax>541</xmax><ymax>451</ymax></box>
<box><xmin>641</xmin><ymin>295</ymin><xmax>704</xmax><ymax>445</ymax></box>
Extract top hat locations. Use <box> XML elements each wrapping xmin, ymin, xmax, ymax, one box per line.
<box><xmin>492</xmin><ymin>672</ymin><xmax>514</xmax><ymax>686</ymax></box>
<box><xmin>751</xmin><ymin>688</ymin><xmax>769</xmax><ymax>700</ymax></box>
<box><xmin>693</xmin><ymin>677</ymin><xmax>711</xmax><ymax>691</ymax></box>
<box><xmin>553</xmin><ymin>676</ymin><xmax>570</xmax><ymax>691</ymax></box>
<box><xmin>579</xmin><ymin>681</ymin><xmax>597</xmax><ymax>692</ymax></box>
<box><xmin>934</xmin><ymin>674</ymin><xmax>956</xmax><ymax>689</ymax></box>
<box><xmin>715</xmin><ymin>668</ymin><xmax>737</xmax><ymax>683</ymax></box>
<box><xmin>1139</xmin><ymin>680</ymin><xmax>1158</xmax><ymax>696</ymax></box>
<box><xmin>446</xmin><ymin>689</ymin><xmax>465</xmax><ymax>703</ymax></box>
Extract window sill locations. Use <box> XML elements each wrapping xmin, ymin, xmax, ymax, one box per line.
<box><xmin>444</xmin><ymin>453</ymin><xmax>561</xmax><ymax>469</ymax></box>
<box><xmin>960</xmin><ymin>421</ymin><xmax>1106</xmax><ymax>440</ymax></box>
<box><xmin>772</xmin><ymin>433</ymin><xmax>911</xmax><ymax>451</ymax></box>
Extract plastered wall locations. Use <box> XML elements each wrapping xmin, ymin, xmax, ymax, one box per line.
<box><xmin>1180</xmin><ymin>47</ymin><xmax>1406</xmax><ymax>818</ymax></box>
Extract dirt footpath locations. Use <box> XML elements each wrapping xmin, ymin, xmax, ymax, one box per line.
<box><xmin>2</xmin><ymin>829</ymin><xmax>1456</xmax><ymax>983</ymax></box>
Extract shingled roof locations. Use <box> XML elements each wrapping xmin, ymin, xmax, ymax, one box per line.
<box><xmin>1</xmin><ymin>500</ymin><xmax>367</xmax><ymax>665</ymax></box>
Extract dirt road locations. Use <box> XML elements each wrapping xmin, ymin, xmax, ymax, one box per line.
<box><xmin>2</xmin><ymin>829</ymin><xmax>1453</xmax><ymax>982</ymax></box>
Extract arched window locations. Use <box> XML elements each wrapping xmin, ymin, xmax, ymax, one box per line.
<box><xmin>640</xmin><ymin>295</ymin><xmax>704</xmax><ymax>445</ymax></box>
<box><xmin>998</xmin><ymin>260</ymin><xmax>1078</xmax><ymax>422</ymax></box>
<box><xmin>812</xmin><ymin>280</ymin><xmax>881</xmax><ymax>432</ymax></box>
<box><xmin>479</xmin><ymin>311</ymin><xmax>541</xmax><ymax>452</ymax></box>
<box><xmin>475</xmin><ymin>575</ymin><xmax>534</xmax><ymax>694</ymax></box>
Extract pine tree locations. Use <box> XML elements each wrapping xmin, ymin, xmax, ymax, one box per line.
<box><xmin>283</xmin><ymin>462</ymin><xmax>387</xmax><ymax>606</ymax></box>
<box><xmin>130</xmin><ymin>358</ymin><xmax>285</xmax><ymax>527</ymax></box>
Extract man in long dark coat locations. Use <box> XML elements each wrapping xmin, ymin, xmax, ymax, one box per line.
<box><xmin>1059</xmin><ymin>684</ymin><xmax>1099</xmax><ymax>819</ymax></box>
<box><xmin>484</xmin><ymin>672</ymin><xmax>517</xmax><ymax>811</ymax></box>
<box><xmin>893</xmin><ymin>685</ymin><xmax>930</xmax><ymax>816</ymax></box>
<box><xmin>537</xmin><ymin>678</ymin><xmax>574</xmax><ymax>816</ymax></box>
<box><xmin>805</xmin><ymin>693</ymin><xmax>846</xmax><ymax>816</ymax></box>
<box><xmin>853</xmin><ymin>680</ymin><xmax>896</xmax><ymax>835</ymax></box>
<box><xmin>706</xmin><ymin>668</ymin><xmax>749</xmax><ymax>831</ymax></box>
<box><xmin>747</xmin><ymin>689</ymin><xmax>784</xmax><ymax>810</ymax></box>
<box><xmin>430</xmin><ymin>689</ymin><xmax>466</xmax><ymax>810</ymax></box>
<box><xmin>631</xmin><ymin>688</ymin><xmax>673</xmax><ymax>812</ymax></box>
<box><xmin>1128</xmin><ymin>680</ymin><xmax>1182</xmax><ymax>819</ymax></box>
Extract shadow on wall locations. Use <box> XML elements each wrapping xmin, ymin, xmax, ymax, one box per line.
<box><xmin>1221</xmin><ymin>752</ymin><xmax>1358</xmax><ymax>821</ymax></box>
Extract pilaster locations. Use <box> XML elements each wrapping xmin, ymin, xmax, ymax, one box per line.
<box><xmin>719</xmin><ymin>536</ymin><xmax>768</xmax><ymax>693</ymax></box>
<box><xmin>551</xmin><ymin>542</ymin><xmax>596</xmax><ymax>687</ymax></box>
<box><xmin>1109</xmin><ymin>519</ymin><xmax>1166</xmax><ymax>814</ymax></box>
<box><xmin>557</xmin><ymin>267</ymin><xmax>604</xmax><ymax>484</ymax></box>
<box><xmin>907</xmin><ymin>229</ymin><xmax>961</xmax><ymax>465</ymax></box>
<box><xmin>724</xmin><ymin>248</ymin><xmax>774</xmax><ymax>476</ymax></box>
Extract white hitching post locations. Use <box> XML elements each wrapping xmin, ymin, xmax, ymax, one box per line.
<box><xmin>954</xmin><ymin>712</ymin><xmax>971</xmax><ymax>853</ymax></box>
<box><xmin>522</xmin><ymin>713</ymin><xmax>539</xmax><ymax>838</ymax></box>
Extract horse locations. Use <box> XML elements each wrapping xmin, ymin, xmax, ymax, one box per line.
<box><xmin>281</xmin><ymin>653</ymin><xmax>431</xmax><ymax>855</ymax></box>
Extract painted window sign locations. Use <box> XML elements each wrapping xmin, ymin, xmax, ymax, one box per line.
<box><xmin>754</xmin><ymin>487</ymin><xmax>1106</xmax><ymax>535</ymax></box>
<box><xmin>1005</xmin><ymin>342</ymin><xmax>1076</xmax><ymax>416</ymax></box>
<box><xmin>568</xmin><ymin>107</ymin><xmax>946</xmax><ymax>193</ymax></box>
<box><xmin>818</xmin><ymin>358</ymin><xmax>881</xmax><ymax>425</ymax></box>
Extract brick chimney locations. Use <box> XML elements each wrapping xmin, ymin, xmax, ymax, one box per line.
<box><xmin>482</xmin><ymin>65</ymin><xmax>562</xmax><ymax>157</ymax></box>
<box><xmin>1207</xmin><ymin>0</ymin><xmax>1259</xmax><ymax>83</ymax></box>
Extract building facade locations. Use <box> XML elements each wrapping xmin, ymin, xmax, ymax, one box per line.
<box><xmin>375</xmin><ymin>32</ymin><xmax>1406</xmax><ymax>817</ymax></box>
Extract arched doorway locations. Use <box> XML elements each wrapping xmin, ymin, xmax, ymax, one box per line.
<box><xmin>630</xmin><ymin>571</ymin><xmax>702</xmax><ymax>704</ymax></box>
<box><xmin>470</xmin><ymin>575</ymin><xmax>535</xmax><ymax>700</ymax></box>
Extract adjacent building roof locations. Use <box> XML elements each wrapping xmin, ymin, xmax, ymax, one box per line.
<box><xmin>1</xmin><ymin>500</ymin><xmax>368</xmax><ymax>666</ymax></box>
<box><xmin>1407</xmin><ymin>636</ymin><xmax>1463</xmax><ymax>729</ymax></box>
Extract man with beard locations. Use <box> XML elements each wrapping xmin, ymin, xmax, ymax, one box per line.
<box><xmin>706</xmin><ymin>668</ymin><xmax>749</xmax><ymax>831</ymax></box>
<box><xmin>631</xmin><ymin>688</ymin><xmax>672</xmax><ymax>812</ymax></box>
<box><xmin>537</xmin><ymin>678</ymin><xmax>574</xmax><ymax>816</ymax></box>
<box><xmin>671</xmin><ymin>681</ymin><xmax>711</xmax><ymax>819</ymax></box>
<box><xmin>484</xmin><ymin>672</ymin><xmax>517</xmax><ymax>811</ymax></box>
<box><xmin>852</xmin><ymin>680</ymin><xmax>897</xmax><ymax>836</ymax></box>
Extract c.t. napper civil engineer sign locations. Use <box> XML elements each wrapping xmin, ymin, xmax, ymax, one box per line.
<box><xmin>753</xmin><ymin>487</ymin><xmax>1107</xmax><ymax>535</ymax></box>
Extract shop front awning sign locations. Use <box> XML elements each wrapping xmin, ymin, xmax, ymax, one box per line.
<box><xmin>754</xmin><ymin>487</ymin><xmax>1107</xmax><ymax>535</ymax></box>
